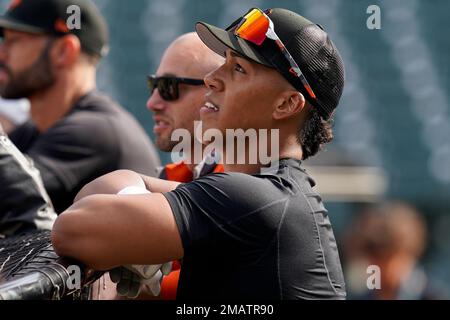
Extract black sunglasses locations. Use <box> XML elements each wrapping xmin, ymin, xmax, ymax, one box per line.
<box><xmin>147</xmin><ymin>75</ymin><xmax>205</xmax><ymax>101</ymax></box>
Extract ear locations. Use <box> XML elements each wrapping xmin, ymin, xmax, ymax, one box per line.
<box><xmin>272</xmin><ymin>91</ymin><xmax>306</xmax><ymax>121</ymax></box>
<box><xmin>51</xmin><ymin>35</ymin><xmax>81</xmax><ymax>68</ymax></box>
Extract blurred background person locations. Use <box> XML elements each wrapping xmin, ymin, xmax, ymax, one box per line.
<box><xmin>0</xmin><ymin>0</ymin><xmax>160</xmax><ymax>213</ymax></box>
<box><xmin>90</xmin><ymin>32</ymin><xmax>224</xmax><ymax>300</ymax></box>
<box><xmin>146</xmin><ymin>32</ymin><xmax>224</xmax><ymax>300</ymax></box>
<box><xmin>148</xmin><ymin>32</ymin><xmax>224</xmax><ymax>182</ymax></box>
<box><xmin>343</xmin><ymin>202</ymin><xmax>444</xmax><ymax>300</ymax></box>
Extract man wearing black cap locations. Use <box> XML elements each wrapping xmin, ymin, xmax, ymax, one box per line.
<box><xmin>0</xmin><ymin>0</ymin><xmax>160</xmax><ymax>213</ymax></box>
<box><xmin>52</xmin><ymin>8</ymin><xmax>346</xmax><ymax>300</ymax></box>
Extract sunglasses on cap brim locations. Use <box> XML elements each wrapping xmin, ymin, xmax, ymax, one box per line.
<box><xmin>228</xmin><ymin>8</ymin><xmax>317</xmax><ymax>101</ymax></box>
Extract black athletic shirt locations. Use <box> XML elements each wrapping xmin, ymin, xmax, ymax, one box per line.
<box><xmin>9</xmin><ymin>91</ymin><xmax>160</xmax><ymax>213</ymax></box>
<box><xmin>164</xmin><ymin>158</ymin><xmax>346</xmax><ymax>300</ymax></box>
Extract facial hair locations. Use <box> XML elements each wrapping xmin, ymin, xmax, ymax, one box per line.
<box><xmin>0</xmin><ymin>39</ymin><xmax>56</xmax><ymax>100</ymax></box>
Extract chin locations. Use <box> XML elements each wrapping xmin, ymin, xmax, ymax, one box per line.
<box><xmin>156</xmin><ymin>139</ymin><xmax>174</xmax><ymax>153</ymax></box>
<box><xmin>200</xmin><ymin>118</ymin><xmax>219</xmax><ymax>132</ymax></box>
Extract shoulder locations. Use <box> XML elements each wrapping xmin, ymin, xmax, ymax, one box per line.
<box><xmin>190</xmin><ymin>171</ymin><xmax>277</xmax><ymax>193</ymax></box>
<box><xmin>167</xmin><ymin>172</ymin><xmax>290</xmax><ymax>216</ymax></box>
<box><xmin>47</xmin><ymin>92</ymin><xmax>132</xmax><ymax>146</ymax></box>
<box><xmin>67</xmin><ymin>91</ymin><xmax>122</xmax><ymax>124</ymax></box>
<box><xmin>45</xmin><ymin>114</ymin><xmax>113</xmax><ymax>149</ymax></box>
<box><xmin>70</xmin><ymin>91</ymin><xmax>151</xmax><ymax>141</ymax></box>
<box><xmin>75</xmin><ymin>90</ymin><xmax>121</xmax><ymax>112</ymax></box>
<box><xmin>63</xmin><ymin>91</ymin><xmax>159</xmax><ymax>172</ymax></box>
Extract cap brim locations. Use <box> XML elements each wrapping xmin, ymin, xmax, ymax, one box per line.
<box><xmin>0</xmin><ymin>16</ymin><xmax>46</xmax><ymax>37</ymax></box>
<box><xmin>195</xmin><ymin>22</ymin><xmax>273</xmax><ymax>68</ymax></box>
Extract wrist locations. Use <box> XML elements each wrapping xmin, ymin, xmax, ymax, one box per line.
<box><xmin>117</xmin><ymin>185</ymin><xmax>151</xmax><ymax>196</ymax></box>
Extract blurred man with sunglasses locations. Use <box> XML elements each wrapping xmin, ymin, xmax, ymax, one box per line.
<box><xmin>0</xmin><ymin>0</ymin><xmax>160</xmax><ymax>213</ymax></box>
<box><xmin>147</xmin><ymin>33</ymin><xmax>224</xmax><ymax>182</ymax></box>
<box><xmin>145</xmin><ymin>32</ymin><xmax>224</xmax><ymax>300</ymax></box>
<box><xmin>52</xmin><ymin>8</ymin><xmax>346</xmax><ymax>300</ymax></box>
<box><xmin>102</xmin><ymin>33</ymin><xmax>225</xmax><ymax>300</ymax></box>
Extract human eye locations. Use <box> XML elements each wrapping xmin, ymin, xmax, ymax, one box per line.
<box><xmin>234</xmin><ymin>63</ymin><xmax>246</xmax><ymax>74</ymax></box>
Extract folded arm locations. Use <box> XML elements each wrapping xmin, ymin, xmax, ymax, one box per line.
<box><xmin>52</xmin><ymin>192</ymin><xmax>183</xmax><ymax>271</ymax></box>
<box><xmin>74</xmin><ymin>170</ymin><xmax>181</xmax><ymax>202</ymax></box>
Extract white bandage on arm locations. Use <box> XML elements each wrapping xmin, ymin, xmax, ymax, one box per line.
<box><xmin>116</xmin><ymin>185</ymin><xmax>156</xmax><ymax>280</ymax></box>
<box><xmin>117</xmin><ymin>186</ymin><xmax>151</xmax><ymax>196</ymax></box>
<box><xmin>114</xmin><ymin>185</ymin><xmax>170</xmax><ymax>297</ymax></box>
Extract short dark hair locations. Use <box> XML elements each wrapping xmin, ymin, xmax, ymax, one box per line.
<box><xmin>298</xmin><ymin>107</ymin><xmax>334</xmax><ymax>160</ymax></box>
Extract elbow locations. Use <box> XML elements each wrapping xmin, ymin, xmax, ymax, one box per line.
<box><xmin>51</xmin><ymin>206</ymin><xmax>89</xmax><ymax>261</ymax></box>
<box><xmin>51</xmin><ymin>213</ymin><xmax>74</xmax><ymax>258</ymax></box>
<box><xmin>51</xmin><ymin>213</ymin><xmax>106</xmax><ymax>270</ymax></box>
<box><xmin>51</xmin><ymin>196</ymin><xmax>120</xmax><ymax>271</ymax></box>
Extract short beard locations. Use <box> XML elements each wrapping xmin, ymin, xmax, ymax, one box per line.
<box><xmin>0</xmin><ymin>39</ymin><xmax>56</xmax><ymax>99</ymax></box>
<box><xmin>157</xmin><ymin>136</ymin><xmax>179</xmax><ymax>153</ymax></box>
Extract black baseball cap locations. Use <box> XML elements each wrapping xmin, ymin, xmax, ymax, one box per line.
<box><xmin>196</xmin><ymin>8</ymin><xmax>345</xmax><ymax>120</ymax></box>
<box><xmin>0</xmin><ymin>0</ymin><xmax>109</xmax><ymax>57</ymax></box>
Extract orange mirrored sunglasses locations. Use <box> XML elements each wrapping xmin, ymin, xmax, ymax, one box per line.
<box><xmin>233</xmin><ymin>8</ymin><xmax>317</xmax><ymax>100</ymax></box>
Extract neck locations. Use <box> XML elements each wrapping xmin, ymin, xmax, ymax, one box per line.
<box><xmin>222</xmin><ymin>135</ymin><xmax>302</xmax><ymax>174</ymax></box>
<box><xmin>29</xmin><ymin>65</ymin><xmax>96</xmax><ymax>132</ymax></box>
<box><xmin>180</xmin><ymin>139</ymin><xmax>206</xmax><ymax>173</ymax></box>
<box><xmin>222</xmin><ymin>163</ymin><xmax>261</xmax><ymax>175</ymax></box>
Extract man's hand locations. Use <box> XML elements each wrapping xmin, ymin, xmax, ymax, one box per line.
<box><xmin>108</xmin><ymin>186</ymin><xmax>173</xmax><ymax>298</ymax></box>
<box><xmin>109</xmin><ymin>263</ymin><xmax>172</xmax><ymax>298</ymax></box>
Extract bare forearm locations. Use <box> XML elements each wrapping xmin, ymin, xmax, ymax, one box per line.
<box><xmin>52</xmin><ymin>194</ymin><xmax>183</xmax><ymax>270</ymax></box>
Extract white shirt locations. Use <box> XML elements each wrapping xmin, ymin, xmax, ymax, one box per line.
<box><xmin>0</xmin><ymin>98</ymin><xmax>30</xmax><ymax>125</ymax></box>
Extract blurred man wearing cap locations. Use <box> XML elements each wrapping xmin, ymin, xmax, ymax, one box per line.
<box><xmin>52</xmin><ymin>8</ymin><xmax>346</xmax><ymax>300</ymax></box>
<box><xmin>0</xmin><ymin>0</ymin><xmax>160</xmax><ymax>213</ymax></box>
